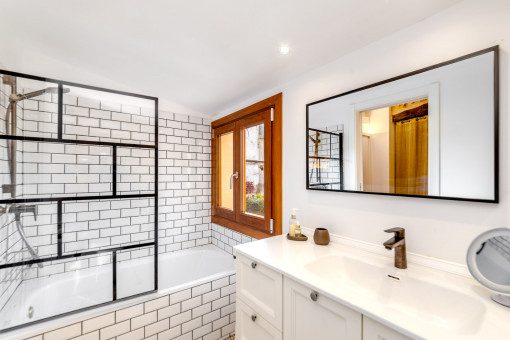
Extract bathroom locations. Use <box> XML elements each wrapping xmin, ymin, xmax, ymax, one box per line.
<box><xmin>0</xmin><ymin>0</ymin><xmax>509</xmax><ymax>339</ymax></box>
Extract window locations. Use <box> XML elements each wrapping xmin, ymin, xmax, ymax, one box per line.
<box><xmin>212</xmin><ymin>94</ymin><xmax>282</xmax><ymax>239</ymax></box>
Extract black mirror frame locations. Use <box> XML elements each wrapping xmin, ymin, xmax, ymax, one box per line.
<box><xmin>305</xmin><ymin>46</ymin><xmax>499</xmax><ymax>203</ymax></box>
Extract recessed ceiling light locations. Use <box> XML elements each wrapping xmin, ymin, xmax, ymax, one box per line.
<box><xmin>279</xmin><ymin>45</ymin><xmax>290</xmax><ymax>55</ymax></box>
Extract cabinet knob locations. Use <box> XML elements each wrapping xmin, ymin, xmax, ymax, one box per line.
<box><xmin>251</xmin><ymin>314</ymin><xmax>257</xmax><ymax>322</ymax></box>
<box><xmin>310</xmin><ymin>291</ymin><xmax>318</xmax><ymax>301</ymax></box>
<box><xmin>251</xmin><ymin>262</ymin><xmax>257</xmax><ymax>269</ymax></box>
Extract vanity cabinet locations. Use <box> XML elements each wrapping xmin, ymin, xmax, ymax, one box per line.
<box><xmin>363</xmin><ymin>316</ymin><xmax>412</xmax><ymax>340</ymax></box>
<box><xmin>236</xmin><ymin>253</ymin><xmax>410</xmax><ymax>340</ymax></box>
<box><xmin>283</xmin><ymin>277</ymin><xmax>362</xmax><ymax>340</ymax></box>
<box><xmin>236</xmin><ymin>253</ymin><xmax>283</xmax><ymax>329</ymax></box>
<box><xmin>236</xmin><ymin>299</ymin><xmax>282</xmax><ymax>340</ymax></box>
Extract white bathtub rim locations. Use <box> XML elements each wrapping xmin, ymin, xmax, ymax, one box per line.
<box><xmin>3</xmin><ymin>245</ymin><xmax>235</xmax><ymax>340</ymax></box>
<box><xmin>4</xmin><ymin>269</ymin><xmax>235</xmax><ymax>340</ymax></box>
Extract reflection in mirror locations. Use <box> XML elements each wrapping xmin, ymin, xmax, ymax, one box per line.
<box><xmin>475</xmin><ymin>236</ymin><xmax>510</xmax><ymax>286</ymax></box>
<box><xmin>360</xmin><ymin>99</ymin><xmax>429</xmax><ymax>194</ymax></box>
<box><xmin>308</xmin><ymin>128</ymin><xmax>343</xmax><ymax>190</ymax></box>
<box><xmin>307</xmin><ymin>47</ymin><xmax>498</xmax><ymax>202</ymax></box>
<box><xmin>467</xmin><ymin>228</ymin><xmax>510</xmax><ymax>307</ymax></box>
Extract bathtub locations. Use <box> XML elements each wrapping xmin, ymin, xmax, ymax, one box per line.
<box><xmin>1</xmin><ymin>245</ymin><xmax>235</xmax><ymax>336</ymax></box>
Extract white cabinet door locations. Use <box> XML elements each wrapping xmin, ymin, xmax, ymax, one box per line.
<box><xmin>363</xmin><ymin>316</ymin><xmax>412</xmax><ymax>340</ymax></box>
<box><xmin>283</xmin><ymin>277</ymin><xmax>362</xmax><ymax>340</ymax></box>
<box><xmin>236</xmin><ymin>298</ymin><xmax>282</xmax><ymax>340</ymax></box>
<box><xmin>236</xmin><ymin>254</ymin><xmax>283</xmax><ymax>330</ymax></box>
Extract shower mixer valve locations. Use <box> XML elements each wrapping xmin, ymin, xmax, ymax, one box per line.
<box><xmin>9</xmin><ymin>204</ymin><xmax>38</xmax><ymax>221</ymax></box>
<box><xmin>2</xmin><ymin>184</ymin><xmax>15</xmax><ymax>194</ymax></box>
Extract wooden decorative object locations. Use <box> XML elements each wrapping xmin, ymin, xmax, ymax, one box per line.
<box><xmin>313</xmin><ymin>228</ymin><xmax>330</xmax><ymax>245</ymax></box>
<box><xmin>287</xmin><ymin>233</ymin><xmax>308</xmax><ymax>241</ymax></box>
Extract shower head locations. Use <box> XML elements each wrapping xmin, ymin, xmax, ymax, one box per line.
<box><xmin>9</xmin><ymin>87</ymin><xmax>71</xmax><ymax>102</ymax></box>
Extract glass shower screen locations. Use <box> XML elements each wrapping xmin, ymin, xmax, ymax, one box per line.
<box><xmin>0</xmin><ymin>71</ymin><xmax>158</xmax><ymax>332</ymax></box>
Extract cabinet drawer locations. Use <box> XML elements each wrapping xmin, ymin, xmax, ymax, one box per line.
<box><xmin>236</xmin><ymin>254</ymin><xmax>283</xmax><ymax>330</ymax></box>
<box><xmin>283</xmin><ymin>277</ymin><xmax>362</xmax><ymax>340</ymax></box>
<box><xmin>236</xmin><ymin>299</ymin><xmax>282</xmax><ymax>340</ymax></box>
<box><xmin>363</xmin><ymin>316</ymin><xmax>412</xmax><ymax>340</ymax></box>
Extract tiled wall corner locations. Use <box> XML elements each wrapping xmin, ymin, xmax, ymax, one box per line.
<box><xmin>0</xmin><ymin>80</ymin><xmax>23</xmax><ymax>310</ymax></box>
<box><xmin>158</xmin><ymin>112</ymin><xmax>212</xmax><ymax>254</ymax></box>
<box><xmin>211</xmin><ymin>223</ymin><xmax>254</xmax><ymax>255</ymax></box>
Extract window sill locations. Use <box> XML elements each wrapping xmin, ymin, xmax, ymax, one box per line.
<box><xmin>211</xmin><ymin>215</ymin><xmax>275</xmax><ymax>239</ymax></box>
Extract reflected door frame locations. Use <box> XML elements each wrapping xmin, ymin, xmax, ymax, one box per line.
<box><xmin>352</xmin><ymin>83</ymin><xmax>440</xmax><ymax>196</ymax></box>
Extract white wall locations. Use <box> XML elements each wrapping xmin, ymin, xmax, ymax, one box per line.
<box><xmin>0</xmin><ymin>39</ymin><xmax>203</xmax><ymax>117</ymax></box>
<box><xmin>216</xmin><ymin>0</ymin><xmax>510</xmax><ymax>265</ymax></box>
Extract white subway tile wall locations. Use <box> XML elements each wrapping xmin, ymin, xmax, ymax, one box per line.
<box><xmin>157</xmin><ymin>112</ymin><xmax>212</xmax><ymax>254</ymax></box>
<box><xmin>117</xmin><ymin>148</ymin><xmax>155</xmax><ymax>195</ymax></box>
<box><xmin>16</xmin><ymin>88</ymin><xmax>156</xmax><ymax>145</ymax></box>
<box><xmin>1</xmin><ymin>77</ymin><xmax>258</xmax><ymax>338</ymax></box>
<box><xmin>62</xmin><ymin>198</ymin><xmax>155</xmax><ymax>255</ymax></box>
<box><xmin>20</xmin><ymin>274</ymin><xmax>236</xmax><ymax>340</ymax></box>
<box><xmin>211</xmin><ymin>223</ymin><xmax>254</xmax><ymax>255</ymax></box>
<box><xmin>18</xmin><ymin>141</ymin><xmax>113</xmax><ymax>199</ymax></box>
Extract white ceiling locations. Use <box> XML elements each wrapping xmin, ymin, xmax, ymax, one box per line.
<box><xmin>0</xmin><ymin>0</ymin><xmax>461</xmax><ymax>116</ymax></box>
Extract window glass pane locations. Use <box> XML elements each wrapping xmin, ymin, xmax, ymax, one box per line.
<box><xmin>244</xmin><ymin>123</ymin><xmax>264</xmax><ymax>217</ymax></box>
<box><xmin>219</xmin><ymin>132</ymin><xmax>233</xmax><ymax>210</ymax></box>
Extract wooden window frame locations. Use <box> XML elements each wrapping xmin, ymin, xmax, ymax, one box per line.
<box><xmin>212</xmin><ymin>93</ymin><xmax>282</xmax><ymax>239</ymax></box>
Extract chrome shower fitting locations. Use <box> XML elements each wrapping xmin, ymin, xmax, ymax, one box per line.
<box><xmin>8</xmin><ymin>86</ymin><xmax>70</xmax><ymax>103</ymax></box>
<box><xmin>0</xmin><ymin>74</ymin><xmax>64</xmax><ymax>268</ymax></box>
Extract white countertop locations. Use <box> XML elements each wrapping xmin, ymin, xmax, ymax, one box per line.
<box><xmin>234</xmin><ymin>235</ymin><xmax>509</xmax><ymax>340</ymax></box>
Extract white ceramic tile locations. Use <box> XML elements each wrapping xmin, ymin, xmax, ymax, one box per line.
<box><xmin>170</xmin><ymin>310</ymin><xmax>192</xmax><ymax>328</ymax></box>
<box><xmin>144</xmin><ymin>318</ymin><xmax>170</xmax><ymax>337</ymax></box>
<box><xmin>131</xmin><ymin>311</ymin><xmax>157</xmax><ymax>330</ymax></box>
<box><xmin>158</xmin><ymin>303</ymin><xmax>181</xmax><ymax>321</ymax></box>
<box><xmin>181</xmin><ymin>296</ymin><xmax>201</xmax><ymax>312</ymax></box>
<box><xmin>181</xmin><ymin>317</ymin><xmax>202</xmax><ymax>335</ymax></box>
<box><xmin>116</xmin><ymin>327</ymin><xmax>144</xmax><ymax>340</ymax></box>
<box><xmin>157</xmin><ymin>325</ymin><xmax>181</xmax><ymax>340</ymax></box>
<box><xmin>82</xmin><ymin>313</ymin><xmax>115</xmax><ymax>333</ymax></box>
<box><xmin>170</xmin><ymin>289</ymin><xmax>191</xmax><ymax>305</ymax></box>
<box><xmin>99</xmin><ymin>320</ymin><xmax>130</xmax><ymax>340</ymax></box>
<box><xmin>44</xmin><ymin>323</ymin><xmax>82</xmax><ymax>340</ymax></box>
<box><xmin>202</xmin><ymin>330</ymin><xmax>221</xmax><ymax>340</ymax></box>
<box><xmin>70</xmin><ymin>330</ymin><xmax>99</xmax><ymax>340</ymax></box>
<box><xmin>116</xmin><ymin>304</ymin><xmax>144</xmax><ymax>323</ymax></box>
<box><xmin>144</xmin><ymin>296</ymin><xmax>169</xmax><ymax>313</ymax></box>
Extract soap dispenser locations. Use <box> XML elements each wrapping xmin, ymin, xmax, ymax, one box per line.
<box><xmin>289</xmin><ymin>208</ymin><xmax>299</xmax><ymax>237</ymax></box>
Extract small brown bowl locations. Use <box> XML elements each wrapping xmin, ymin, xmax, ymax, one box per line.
<box><xmin>314</xmin><ymin>228</ymin><xmax>330</xmax><ymax>245</ymax></box>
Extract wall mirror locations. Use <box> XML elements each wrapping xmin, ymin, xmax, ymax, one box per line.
<box><xmin>306</xmin><ymin>46</ymin><xmax>498</xmax><ymax>202</ymax></box>
<box><xmin>467</xmin><ymin>228</ymin><xmax>510</xmax><ymax>307</ymax></box>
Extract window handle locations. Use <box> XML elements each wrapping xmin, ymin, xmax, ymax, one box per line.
<box><xmin>230</xmin><ymin>171</ymin><xmax>239</xmax><ymax>189</ymax></box>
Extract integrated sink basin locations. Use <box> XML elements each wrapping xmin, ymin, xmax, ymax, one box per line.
<box><xmin>304</xmin><ymin>255</ymin><xmax>486</xmax><ymax>334</ymax></box>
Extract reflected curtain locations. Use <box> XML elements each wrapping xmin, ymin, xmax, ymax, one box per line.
<box><xmin>394</xmin><ymin>116</ymin><xmax>428</xmax><ymax>195</ymax></box>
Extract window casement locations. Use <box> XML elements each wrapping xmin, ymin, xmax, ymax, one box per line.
<box><xmin>212</xmin><ymin>93</ymin><xmax>282</xmax><ymax>239</ymax></box>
